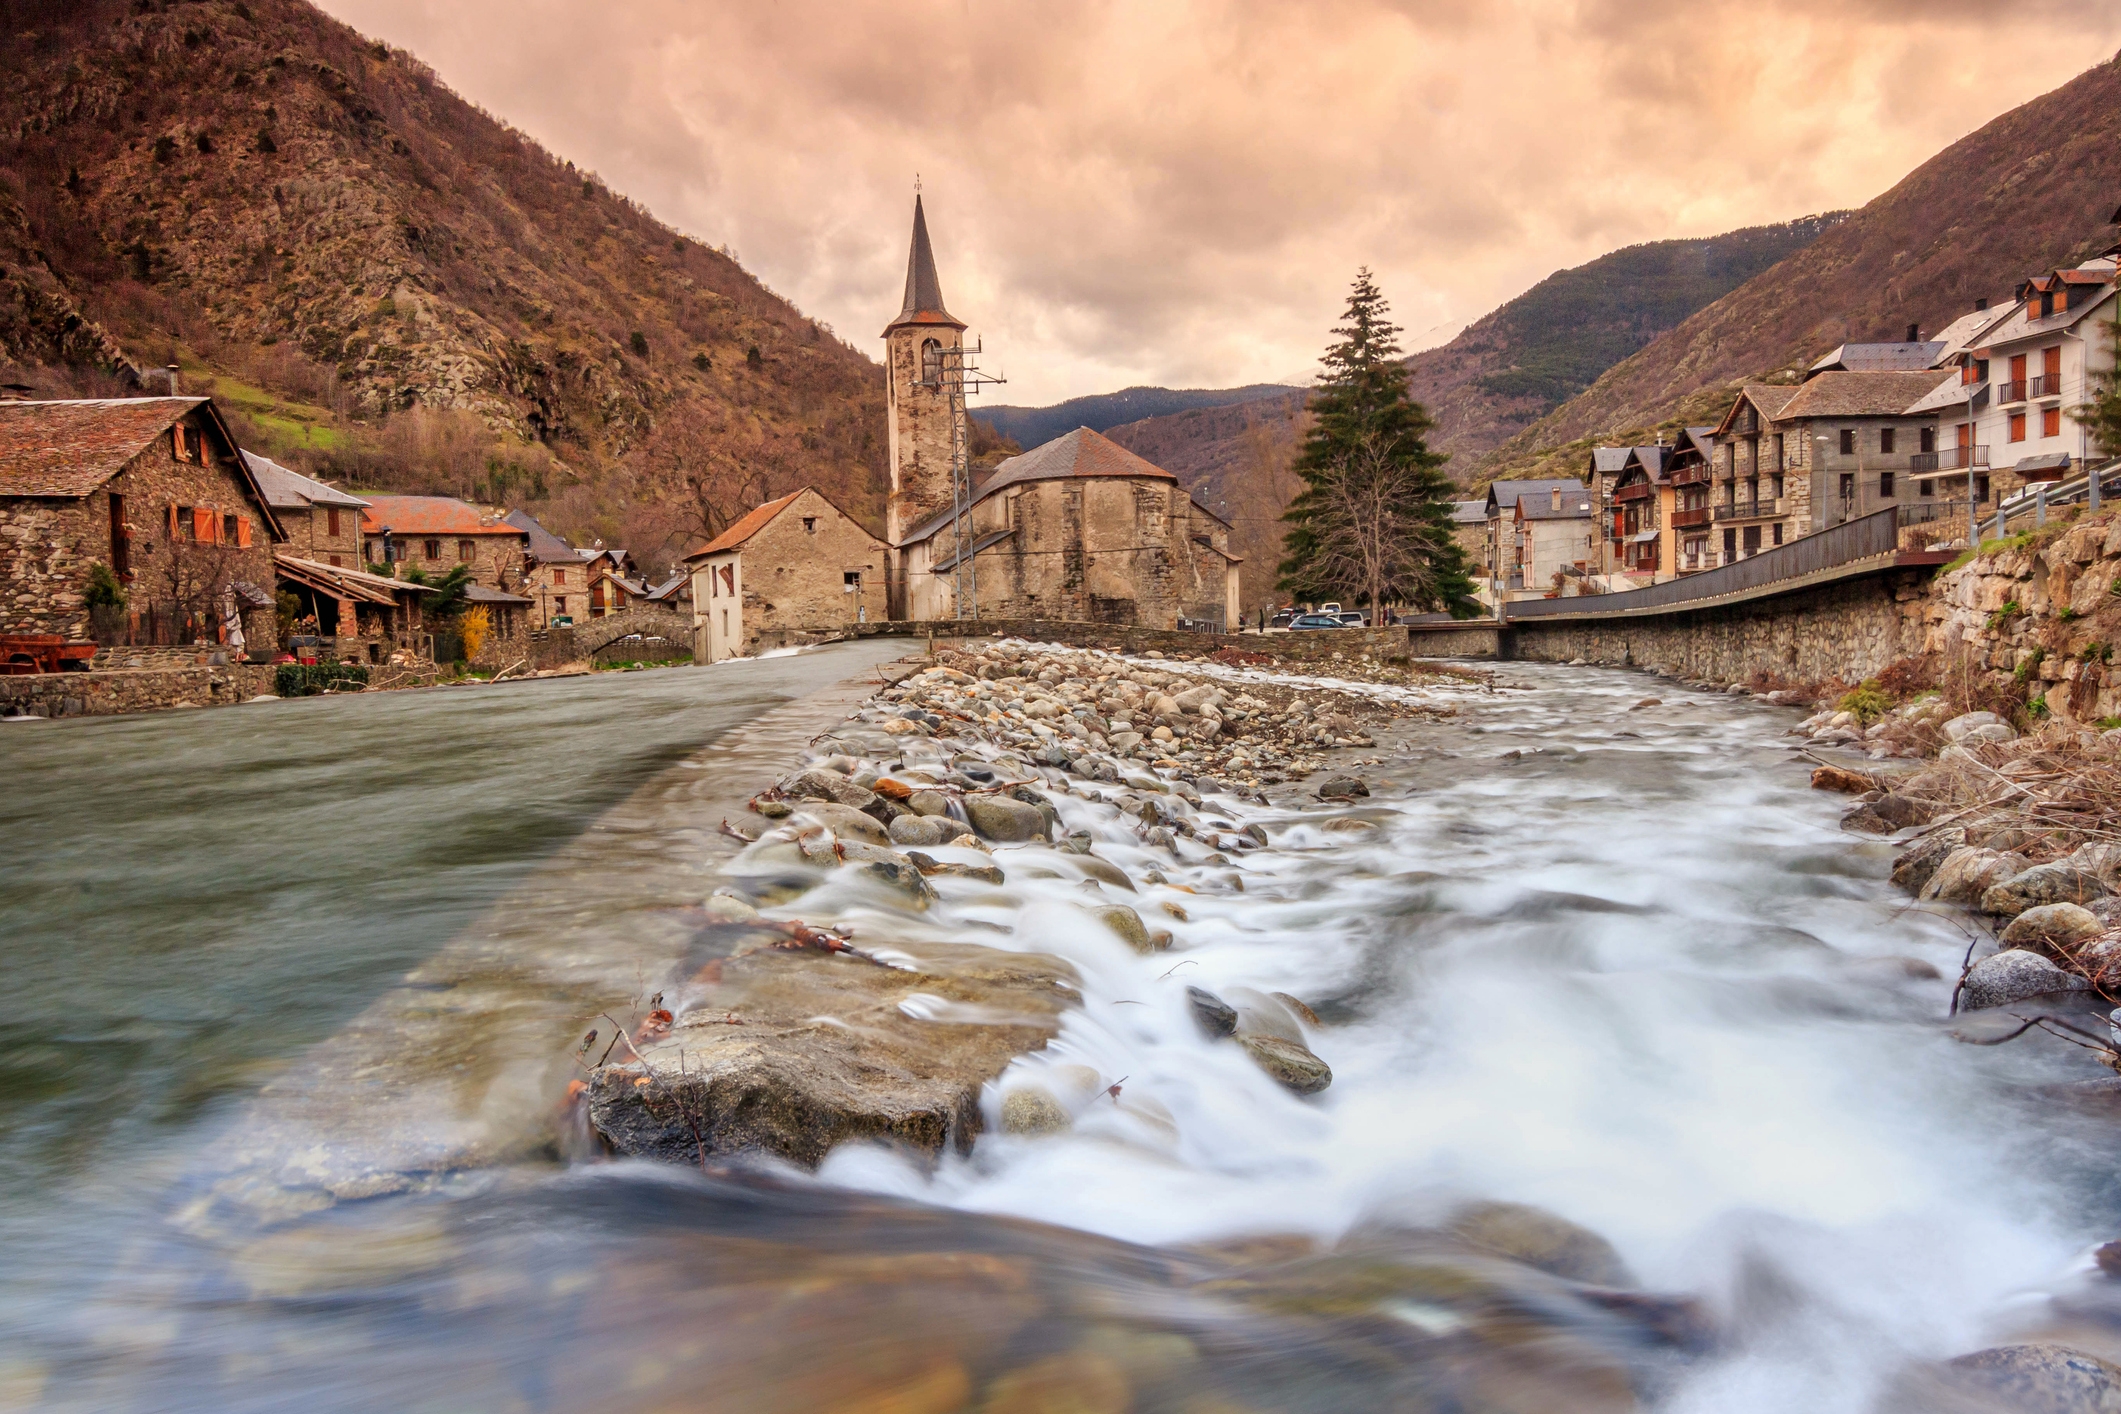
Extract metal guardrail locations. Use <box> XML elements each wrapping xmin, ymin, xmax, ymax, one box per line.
<box><xmin>1503</xmin><ymin>503</ymin><xmax>1957</xmax><ymax>620</ymax></box>
<box><xmin>1988</xmin><ymin>460</ymin><xmax>2119</xmax><ymax>536</ymax></box>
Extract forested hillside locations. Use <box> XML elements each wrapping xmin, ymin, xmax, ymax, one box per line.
<box><xmin>0</xmin><ymin>0</ymin><xmax>887</xmax><ymax>570</ymax></box>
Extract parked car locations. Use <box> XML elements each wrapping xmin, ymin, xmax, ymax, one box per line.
<box><xmin>1335</xmin><ymin>612</ymin><xmax>1366</xmax><ymax>627</ymax></box>
<box><xmin>1289</xmin><ymin>613</ymin><xmax>1345</xmax><ymax>630</ymax></box>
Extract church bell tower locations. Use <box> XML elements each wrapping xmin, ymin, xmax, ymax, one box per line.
<box><xmin>883</xmin><ymin>195</ymin><xmax>967</xmax><ymax>558</ymax></box>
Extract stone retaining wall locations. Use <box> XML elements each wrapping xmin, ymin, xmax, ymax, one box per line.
<box><xmin>1507</xmin><ymin>571</ymin><xmax>1932</xmax><ymax>683</ymax></box>
<box><xmin>846</xmin><ymin>619</ymin><xmax>1421</xmax><ymax>662</ymax></box>
<box><xmin>0</xmin><ymin>662</ymin><xmax>276</xmax><ymax>718</ymax></box>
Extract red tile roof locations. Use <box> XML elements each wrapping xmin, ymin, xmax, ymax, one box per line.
<box><xmin>687</xmin><ymin>490</ymin><xmax>805</xmax><ymax>558</ymax></box>
<box><xmin>358</xmin><ymin>495</ymin><xmax>529</xmax><ymax>537</ymax></box>
<box><xmin>0</xmin><ymin>397</ymin><xmax>212</xmax><ymax>498</ymax></box>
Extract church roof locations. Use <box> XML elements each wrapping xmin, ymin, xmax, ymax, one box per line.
<box><xmin>885</xmin><ymin>195</ymin><xmax>964</xmax><ymax>333</ymax></box>
<box><xmin>901</xmin><ymin>427</ymin><xmax>1177</xmax><ymax>546</ymax></box>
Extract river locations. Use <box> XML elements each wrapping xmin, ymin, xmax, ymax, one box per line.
<box><xmin>3</xmin><ymin>644</ymin><xmax>2117</xmax><ymax>1412</ymax></box>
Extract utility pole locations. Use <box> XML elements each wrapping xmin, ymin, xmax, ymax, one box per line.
<box><xmin>938</xmin><ymin>340</ymin><xmax>1003</xmax><ymax>622</ymax></box>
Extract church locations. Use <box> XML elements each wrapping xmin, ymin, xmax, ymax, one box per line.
<box><xmin>882</xmin><ymin>197</ymin><xmax>1241</xmax><ymax>629</ymax></box>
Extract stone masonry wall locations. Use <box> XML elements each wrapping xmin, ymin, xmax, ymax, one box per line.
<box><xmin>0</xmin><ymin>662</ymin><xmax>275</xmax><ymax>717</ymax></box>
<box><xmin>1916</xmin><ymin>510</ymin><xmax>2121</xmax><ymax>725</ymax></box>
<box><xmin>1508</xmin><ymin>571</ymin><xmax>1932</xmax><ymax>684</ymax></box>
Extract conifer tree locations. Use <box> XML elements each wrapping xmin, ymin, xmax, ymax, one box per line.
<box><xmin>2072</xmin><ymin>307</ymin><xmax>2121</xmax><ymax>458</ymax></box>
<box><xmin>1277</xmin><ymin>270</ymin><xmax>1477</xmax><ymax>620</ymax></box>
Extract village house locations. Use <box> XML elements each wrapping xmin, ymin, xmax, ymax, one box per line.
<box><xmin>873</xmin><ymin>198</ymin><xmax>1239</xmax><ymax>629</ymax></box>
<box><xmin>1930</xmin><ymin>255</ymin><xmax>2118</xmax><ymax>502</ymax></box>
<box><xmin>360</xmin><ymin>495</ymin><xmax>530</xmax><ymax>593</ymax></box>
<box><xmin>643</xmin><ymin>571</ymin><xmax>691</xmax><ymax>612</ymax></box>
<box><xmin>245</xmin><ymin>452</ymin><xmax>368</xmax><ymax>565</ymax></box>
<box><xmin>270</xmin><ymin>554</ymin><xmax>429</xmax><ymax>661</ymax></box>
<box><xmin>1484</xmin><ymin>477</ymin><xmax>1593</xmax><ymax>597</ymax></box>
<box><xmin>685</xmin><ymin>487</ymin><xmax>889</xmax><ymax>662</ymax></box>
<box><xmin>587</xmin><ymin>564</ymin><xmax>651</xmax><ymax>617</ymax></box>
<box><xmin>504</xmin><ymin>509</ymin><xmax>588</xmax><ymax>626</ymax></box>
<box><xmin>1511</xmin><ymin>481</ymin><xmax>1597</xmax><ymax>594</ymax></box>
<box><xmin>0</xmin><ymin>397</ymin><xmax>284</xmax><ymax>648</ymax></box>
<box><xmin>1736</xmin><ymin>370</ymin><xmax>1954</xmax><ymax>535</ymax></box>
<box><xmin>1448</xmin><ymin>500</ymin><xmax>1487</xmax><ymax>602</ymax></box>
<box><xmin>1662</xmin><ymin>428</ymin><xmax>1718</xmax><ymax>572</ymax></box>
<box><xmin>1607</xmin><ymin>447</ymin><xmax>1675</xmax><ymax>582</ymax></box>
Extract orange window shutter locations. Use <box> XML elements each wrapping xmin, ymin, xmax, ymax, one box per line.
<box><xmin>237</xmin><ymin>517</ymin><xmax>253</xmax><ymax>548</ymax></box>
<box><xmin>167</xmin><ymin>504</ymin><xmax>178</xmax><ymax>536</ymax></box>
<box><xmin>193</xmin><ymin>507</ymin><xmax>215</xmax><ymax>541</ymax></box>
<box><xmin>2045</xmin><ymin>347</ymin><xmax>2061</xmax><ymax>380</ymax></box>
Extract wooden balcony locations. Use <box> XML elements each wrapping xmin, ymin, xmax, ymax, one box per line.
<box><xmin>1671</xmin><ymin>505</ymin><xmax>1714</xmax><ymax>529</ymax></box>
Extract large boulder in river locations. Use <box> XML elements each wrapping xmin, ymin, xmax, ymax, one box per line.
<box><xmin>963</xmin><ymin>794</ymin><xmax>1046</xmax><ymax>842</ymax></box>
<box><xmin>1922</xmin><ymin>848</ymin><xmax>2031</xmax><ymax>906</ymax></box>
<box><xmin>1446</xmin><ymin>1201</ymin><xmax>1634</xmax><ymax>1287</ymax></box>
<box><xmin>789</xmin><ymin>802</ymin><xmax>891</xmax><ymax>846</ymax></box>
<box><xmin>1227</xmin><ymin>988</ymin><xmax>1332</xmax><ymax>1095</ymax></box>
<box><xmin>888</xmin><ymin>812</ymin><xmax>958</xmax><ymax>848</ymax></box>
<box><xmin>1881</xmin><ymin>1343</ymin><xmax>2121</xmax><ymax>1414</ymax></box>
<box><xmin>784</xmin><ymin>768</ymin><xmax>876</xmax><ymax>808</ymax></box>
<box><xmin>1892</xmin><ymin>828</ymin><xmax>1967</xmax><ymax>894</ymax></box>
<box><xmin>588</xmin><ymin>941</ymin><xmax>1077</xmax><ymax>1168</ymax></box>
<box><xmin>1999</xmin><ymin>903</ymin><xmax>2106</xmax><ymax>956</ymax></box>
<box><xmin>1959</xmin><ymin>949</ymin><xmax>2088</xmax><ymax>1011</ymax></box>
<box><xmin>1981</xmin><ymin>863</ymin><xmax>2111</xmax><ymax>918</ymax></box>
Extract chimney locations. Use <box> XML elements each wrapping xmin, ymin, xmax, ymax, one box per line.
<box><xmin>164</xmin><ymin>365</ymin><xmax>181</xmax><ymax>396</ymax></box>
<box><xmin>1905</xmin><ymin>323</ymin><xmax>1919</xmax><ymax>342</ymax></box>
<box><xmin>1550</xmin><ymin>488</ymin><xmax>1561</xmax><ymax>512</ymax></box>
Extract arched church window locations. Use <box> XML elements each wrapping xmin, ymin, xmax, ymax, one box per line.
<box><xmin>920</xmin><ymin>338</ymin><xmax>943</xmax><ymax>387</ymax></box>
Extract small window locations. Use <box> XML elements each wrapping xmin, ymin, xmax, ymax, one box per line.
<box><xmin>327</xmin><ymin>506</ymin><xmax>342</xmax><ymax>538</ymax></box>
<box><xmin>1975</xmin><ymin>473</ymin><xmax>1991</xmax><ymax>503</ymax></box>
<box><xmin>223</xmin><ymin>512</ymin><xmax>240</xmax><ymax>543</ymax></box>
<box><xmin>330</xmin><ymin>554</ymin><xmax>344</xmax><ymax>567</ymax></box>
<box><xmin>1838</xmin><ymin>429</ymin><xmax>1855</xmax><ymax>456</ymax></box>
<box><xmin>1920</xmin><ymin>478</ymin><xmax>1934</xmax><ymax>499</ymax></box>
<box><xmin>919</xmin><ymin>338</ymin><xmax>943</xmax><ymax>387</ymax></box>
<box><xmin>1772</xmin><ymin>524</ymin><xmax>1784</xmax><ymax>546</ymax></box>
<box><xmin>1839</xmin><ymin>473</ymin><xmax>1855</xmax><ymax>501</ymax></box>
<box><xmin>1879</xmin><ymin>472</ymin><xmax>1894</xmax><ymax>498</ymax></box>
<box><xmin>2041</xmin><ymin>407</ymin><xmax>2061</xmax><ymax>439</ymax></box>
<box><xmin>1919</xmin><ymin>427</ymin><xmax>1935</xmax><ymax>454</ymax></box>
<box><xmin>803</xmin><ymin>517</ymin><xmax>818</xmax><ymax>533</ymax></box>
<box><xmin>173</xmin><ymin>504</ymin><xmax>191</xmax><ymax>539</ymax></box>
<box><xmin>843</xmin><ymin>571</ymin><xmax>861</xmax><ymax>590</ymax></box>
<box><xmin>1879</xmin><ymin>428</ymin><xmax>1896</xmax><ymax>455</ymax></box>
<box><xmin>1772</xmin><ymin>433</ymin><xmax>1784</xmax><ymax>470</ymax></box>
<box><xmin>554</xmin><ymin>567</ymin><xmax>565</xmax><ymax>586</ymax></box>
<box><xmin>457</xmin><ymin>539</ymin><xmax>474</xmax><ymax>562</ymax></box>
<box><xmin>1770</xmin><ymin>474</ymin><xmax>1784</xmax><ymax>500</ymax></box>
<box><xmin>2009</xmin><ymin>413</ymin><xmax>2027</xmax><ymax>443</ymax></box>
<box><xmin>556</xmin><ymin>596</ymin><xmax>567</xmax><ymax>614</ymax></box>
<box><xmin>424</xmin><ymin>538</ymin><xmax>441</xmax><ymax>560</ymax></box>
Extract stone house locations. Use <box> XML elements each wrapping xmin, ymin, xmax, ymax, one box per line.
<box><xmin>1747</xmin><ymin>370</ymin><xmax>1956</xmax><ymax>532</ymax></box>
<box><xmin>1710</xmin><ymin>386</ymin><xmax>1807</xmax><ymax>558</ymax></box>
<box><xmin>504</xmin><ymin>509</ymin><xmax>589</xmax><ymax>626</ymax></box>
<box><xmin>270</xmin><ymin>553</ymin><xmax>430</xmax><ymax>659</ymax></box>
<box><xmin>1449</xmin><ymin>500</ymin><xmax>1488</xmax><ymax>602</ymax></box>
<box><xmin>360</xmin><ymin>495</ymin><xmax>531</xmax><ymax>592</ymax></box>
<box><xmin>1510</xmin><ymin>482</ymin><xmax>1596</xmax><ymax>595</ymax></box>
<box><xmin>245</xmin><ymin>452</ymin><xmax>368</xmax><ymax>566</ymax></box>
<box><xmin>588</xmin><ymin>565</ymin><xmax>650</xmax><ymax>617</ymax></box>
<box><xmin>896</xmin><ymin>427</ymin><xmax>1242</xmax><ymax>629</ymax></box>
<box><xmin>1485</xmin><ymin>478</ymin><xmax>1593</xmax><ymax>596</ymax></box>
<box><xmin>0</xmin><ymin>397</ymin><xmax>284</xmax><ymax>645</ymax></box>
<box><xmin>684</xmin><ymin>487</ymin><xmax>889</xmax><ymax>662</ymax></box>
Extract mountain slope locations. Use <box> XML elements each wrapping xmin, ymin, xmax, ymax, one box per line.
<box><xmin>0</xmin><ymin>0</ymin><xmax>885</xmax><ymax>564</ymax></box>
<box><xmin>977</xmin><ymin>384</ymin><xmax>1296</xmax><ymax>452</ymax></box>
<box><xmin>1403</xmin><ymin>215</ymin><xmax>1841</xmax><ymax>464</ymax></box>
<box><xmin>1486</xmin><ymin>49</ymin><xmax>2121</xmax><ymax>478</ymax></box>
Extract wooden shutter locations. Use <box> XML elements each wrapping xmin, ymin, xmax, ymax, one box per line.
<box><xmin>2044</xmin><ymin>346</ymin><xmax>2061</xmax><ymax>382</ymax></box>
<box><xmin>236</xmin><ymin>516</ymin><xmax>252</xmax><ymax>548</ymax></box>
<box><xmin>167</xmin><ymin>503</ymin><xmax>179</xmax><ymax>537</ymax></box>
<box><xmin>193</xmin><ymin>507</ymin><xmax>215</xmax><ymax>542</ymax></box>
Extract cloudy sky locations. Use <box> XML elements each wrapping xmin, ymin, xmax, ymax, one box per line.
<box><xmin>321</xmin><ymin>0</ymin><xmax>2121</xmax><ymax>405</ymax></box>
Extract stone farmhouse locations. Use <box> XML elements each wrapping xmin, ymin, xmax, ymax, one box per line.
<box><xmin>505</xmin><ymin>509</ymin><xmax>589</xmax><ymax>626</ymax></box>
<box><xmin>246</xmin><ymin>452</ymin><xmax>368</xmax><ymax>565</ymax></box>
<box><xmin>684</xmin><ymin>487</ymin><xmax>889</xmax><ymax>662</ymax></box>
<box><xmin>0</xmin><ymin>397</ymin><xmax>284</xmax><ymax>646</ymax></box>
<box><xmin>360</xmin><ymin>495</ymin><xmax>530</xmax><ymax>592</ymax></box>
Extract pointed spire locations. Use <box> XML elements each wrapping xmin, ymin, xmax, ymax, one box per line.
<box><xmin>888</xmin><ymin>195</ymin><xmax>964</xmax><ymax>332</ymax></box>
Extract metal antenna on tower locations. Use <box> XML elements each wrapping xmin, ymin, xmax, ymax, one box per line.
<box><xmin>939</xmin><ymin>340</ymin><xmax>1003</xmax><ymax>620</ymax></box>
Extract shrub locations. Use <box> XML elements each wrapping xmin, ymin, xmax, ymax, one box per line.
<box><xmin>2014</xmin><ymin>647</ymin><xmax>2046</xmax><ymax>683</ymax></box>
<box><xmin>1874</xmin><ymin>655</ymin><xmax>1937</xmax><ymax>700</ymax></box>
<box><xmin>1837</xmin><ymin>679</ymin><xmax>1893</xmax><ymax>725</ymax></box>
<box><xmin>629</xmin><ymin>330</ymin><xmax>649</xmax><ymax>359</ymax></box>
<box><xmin>2081</xmin><ymin>640</ymin><xmax>2114</xmax><ymax>665</ymax></box>
<box><xmin>1987</xmin><ymin>600</ymin><xmax>2023</xmax><ymax>633</ymax></box>
<box><xmin>459</xmin><ymin>605</ymin><xmax>491</xmax><ymax>661</ymax></box>
<box><xmin>275</xmin><ymin>663</ymin><xmax>369</xmax><ymax>697</ymax></box>
<box><xmin>84</xmin><ymin>562</ymin><xmax>126</xmax><ymax>609</ymax></box>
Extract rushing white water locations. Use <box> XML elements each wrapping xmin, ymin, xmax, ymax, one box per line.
<box><xmin>813</xmin><ymin>659</ymin><xmax>2112</xmax><ymax>1411</ymax></box>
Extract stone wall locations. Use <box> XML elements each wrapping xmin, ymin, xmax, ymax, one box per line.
<box><xmin>848</xmin><ymin>619</ymin><xmax>1422</xmax><ymax>662</ymax></box>
<box><xmin>0</xmin><ymin>662</ymin><xmax>275</xmax><ymax>717</ymax></box>
<box><xmin>1915</xmin><ymin>510</ymin><xmax>2121</xmax><ymax>725</ymax></box>
<box><xmin>1507</xmin><ymin>570</ymin><xmax>1932</xmax><ymax>683</ymax></box>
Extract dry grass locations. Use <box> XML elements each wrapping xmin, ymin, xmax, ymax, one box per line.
<box><xmin>1901</xmin><ymin>726</ymin><xmax>2121</xmax><ymax>862</ymax></box>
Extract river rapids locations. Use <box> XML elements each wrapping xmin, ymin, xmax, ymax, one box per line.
<box><xmin>4</xmin><ymin>641</ymin><xmax>2120</xmax><ymax>1412</ymax></box>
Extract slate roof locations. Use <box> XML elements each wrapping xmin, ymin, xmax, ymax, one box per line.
<box><xmin>1514</xmin><ymin>481</ymin><xmax>1595</xmax><ymax>520</ymax></box>
<box><xmin>504</xmin><ymin>509</ymin><xmax>580</xmax><ymax>564</ymax></box>
<box><xmin>1771</xmin><ymin>370</ymin><xmax>1955</xmax><ymax>420</ymax></box>
<box><xmin>244</xmin><ymin>451</ymin><xmax>368</xmax><ymax>510</ymax></box>
<box><xmin>903</xmin><ymin>427</ymin><xmax>1179</xmax><ymax>546</ymax></box>
<box><xmin>644</xmin><ymin>572</ymin><xmax>689</xmax><ymax>602</ymax></box>
<box><xmin>885</xmin><ymin>194</ymin><xmax>964</xmax><ymax>333</ymax></box>
<box><xmin>1485</xmin><ymin>478</ymin><xmax>1587</xmax><ymax>515</ymax></box>
<box><xmin>687</xmin><ymin>490</ymin><xmax>805</xmax><ymax>558</ymax></box>
<box><xmin>359</xmin><ymin>495</ymin><xmax>529</xmax><ymax>537</ymax></box>
<box><xmin>0</xmin><ymin>397</ymin><xmax>223</xmax><ymax>498</ymax></box>
<box><xmin>1806</xmin><ymin>342</ymin><xmax>1947</xmax><ymax>377</ymax></box>
<box><xmin>1589</xmin><ymin>447</ymin><xmax>1635</xmax><ymax>476</ymax></box>
<box><xmin>462</xmin><ymin>583</ymin><xmax>534</xmax><ymax>605</ymax></box>
<box><xmin>1450</xmin><ymin>499</ymin><xmax>1487</xmax><ymax>524</ymax></box>
<box><xmin>1971</xmin><ymin>262</ymin><xmax>2117</xmax><ymax>352</ymax></box>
